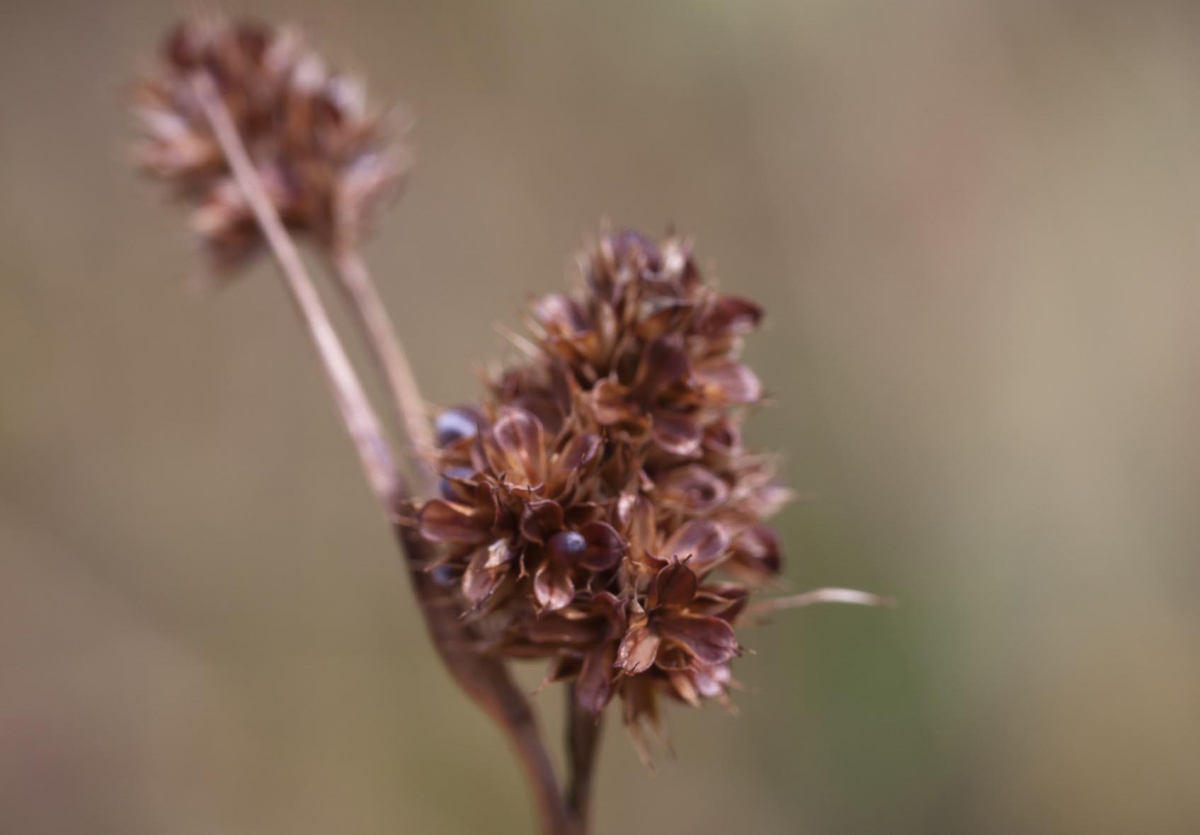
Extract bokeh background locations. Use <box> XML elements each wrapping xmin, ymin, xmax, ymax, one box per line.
<box><xmin>4</xmin><ymin>1</ymin><xmax>1200</xmax><ymax>833</ymax></box>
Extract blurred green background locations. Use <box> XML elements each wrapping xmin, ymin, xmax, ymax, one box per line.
<box><xmin>4</xmin><ymin>1</ymin><xmax>1200</xmax><ymax>833</ymax></box>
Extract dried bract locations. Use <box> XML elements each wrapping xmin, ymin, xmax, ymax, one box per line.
<box><xmin>132</xmin><ymin>14</ymin><xmax>406</xmax><ymax>270</ymax></box>
<box><xmin>418</xmin><ymin>229</ymin><xmax>788</xmax><ymax>759</ymax></box>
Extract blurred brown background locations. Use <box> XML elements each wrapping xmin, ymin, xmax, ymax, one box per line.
<box><xmin>4</xmin><ymin>0</ymin><xmax>1200</xmax><ymax>833</ymax></box>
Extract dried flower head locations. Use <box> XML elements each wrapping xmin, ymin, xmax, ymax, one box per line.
<box><xmin>128</xmin><ymin>13</ymin><xmax>890</xmax><ymax>829</ymax></box>
<box><xmin>418</xmin><ymin>229</ymin><xmax>789</xmax><ymax>761</ymax></box>
<box><xmin>132</xmin><ymin>14</ymin><xmax>407</xmax><ymax>270</ymax></box>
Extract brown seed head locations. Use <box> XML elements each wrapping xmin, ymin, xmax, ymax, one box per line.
<box><xmin>418</xmin><ymin>228</ymin><xmax>788</xmax><ymax>761</ymax></box>
<box><xmin>131</xmin><ymin>14</ymin><xmax>407</xmax><ymax>270</ymax></box>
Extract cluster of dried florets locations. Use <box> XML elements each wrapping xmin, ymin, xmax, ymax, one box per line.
<box><xmin>418</xmin><ymin>230</ymin><xmax>788</xmax><ymax>756</ymax></box>
<box><xmin>131</xmin><ymin>16</ymin><xmax>405</xmax><ymax>269</ymax></box>
<box><xmin>129</xmin><ymin>14</ymin><xmax>888</xmax><ymax>829</ymax></box>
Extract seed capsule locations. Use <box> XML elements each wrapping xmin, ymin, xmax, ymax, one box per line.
<box><xmin>435</xmin><ymin>407</ymin><xmax>481</xmax><ymax>447</ymax></box>
<box><xmin>547</xmin><ymin>530</ymin><xmax>587</xmax><ymax>566</ymax></box>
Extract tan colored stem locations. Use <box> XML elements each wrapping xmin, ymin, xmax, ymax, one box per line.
<box><xmin>189</xmin><ymin>72</ymin><xmax>396</xmax><ymax>500</ymax></box>
<box><xmin>329</xmin><ymin>246</ymin><xmax>437</xmax><ymax>491</ymax></box>
<box><xmin>400</xmin><ymin>524</ymin><xmax>570</xmax><ymax>835</ymax></box>
<box><xmin>565</xmin><ymin>686</ymin><xmax>603</xmax><ymax>833</ymax></box>
<box><xmin>190</xmin><ymin>71</ymin><xmax>571</xmax><ymax>835</ymax></box>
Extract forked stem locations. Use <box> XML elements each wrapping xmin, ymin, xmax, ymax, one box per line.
<box><xmin>328</xmin><ymin>246</ymin><xmax>437</xmax><ymax>491</ymax></box>
<box><xmin>188</xmin><ymin>72</ymin><xmax>396</xmax><ymax>500</ymax></box>
<box><xmin>189</xmin><ymin>70</ymin><xmax>571</xmax><ymax>835</ymax></box>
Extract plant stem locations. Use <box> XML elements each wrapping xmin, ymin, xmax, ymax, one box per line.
<box><xmin>565</xmin><ymin>686</ymin><xmax>603</xmax><ymax>833</ymax></box>
<box><xmin>400</xmin><ymin>522</ymin><xmax>570</xmax><ymax>834</ymax></box>
<box><xmin>328</xmin><ymin>246</ymin><xmax>437</xmax><ymax>491</ymax></box>
<box><xmin>190</xmin><ymin>70</ymin><xmax>571</xmax><ymax>835</ymax></box>
<box><xmin>188</xmin><ymin>72</ymin><xmax>397</xmax><ymax>501</ymax></box>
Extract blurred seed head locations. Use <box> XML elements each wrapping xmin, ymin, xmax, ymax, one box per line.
<box><xmin>418</xmin><ymin>229</ymin><xmax>788</xmax><ymax>761</ymax></box>
<box><xmin>131</xmin><ymin>14</ymin><xmax>408</xmax><ymax>272</ymax></box>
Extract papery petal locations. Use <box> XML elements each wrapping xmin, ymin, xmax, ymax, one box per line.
<box><xmin>563</xmin><ymin>501</ymin><xmax>604</xmax><ymax>528</ymax></box>
<box><xmin>753</xmin><ymin>483</ymin><xmax>794</xmax><ymax>519</ymax></box>
<box><xmin>621</xmin><ymin>675</ymin><xmax>664</xmax><ymax>770</ymax></box>
<box><xmin>576</xmin><ymin>645</ymin><xmax>617</xmax><ymax>714</ymax></box>
<box><xmin>656</xmin><ymin>613</ymin><xmax>740</xmax><ymax>666</ymax></box>
<box><xmin>661</xmin><ymin>519</ymin><xmax>731</xmax><ymax>572</ymax></box>
<box><xmin>693</xmin><ymin>582</ymin><xmax>749</xmax><ymax>622</ymax></box>
<box><xmin>652</xmin><ymin>644</ymin><xmax>694</xmax><ymax>671</ymax></box>
<box><xmin>554</xmin><ymin>432</ymin><xmax>603</xmax><ymax>473</ymax></box>
<box><xmin>692</xmin><ymin>662</ymin><xmax>732</xmax><ymax>699</ymax></box>
<box><xmin>668</xmin><ymin>670</ymin><xmax>702</xmax><ymax>708</ymax></box>
<box><xmin>651</xmin><ymin>410</ymin><xmax>702</xmax><ymax>456</ymax></box>
<box><xmin>487</xmin><ymin>408</ymin><xmax>547</xmax><ymax>486</ymax></box>
<box><xmin>493</xmin><ymin>365</ymin><xmax>570</xmax><ymax>435</ymax></box>
<box><xmin>698</xmin><ymin>295</ymin><xmax>763</xmax><ymax>339</ymax></box>
<box><xmin>519</xmin><ymin>499</ymin><xmax>564</xmax><ymax>545</ymax></box>
<box><xmin>610</xmin><ymin>228</ymin><xmax>660</xmax><ymax>272</ymax></box>
<box><xmin>462</xmin><ymin>557</ymin><xmax>502</xmax><ymax>605</ymax></box>
<box><xmin>533</xmin><ymin>560</ymin><xmax>576</xmax><ymax>612</ymax></box>
<box><xmin>418</xmin><ymin>499</ymin><xmax>490</xmax><ymax>544</ymax></box>
<box><xmin>635</xmin><ymin>297</ymin><xmax>691</xmax><ymax>340</ymax></box>
<box><xmin>589</xmin><ymin>378</ymin><xmax>638</xmax><ymax>426</ymax></box>
<box><xmin>729</xmin><ymin>524</ymin><xmax>783</xmax><ymax>579</ymax></box>
<box><xmin>615</xmin><ymin>625</ymin><xmax>661</xmax><ymax>674</ymax></box>
<box><xmin>660</xmin><ymin>236</ymin><xmax>696</xmax><ymax>287</ymax></box>
<box><xmin>692</xmin><ymin>358</ymin><xmax>762</xmax><ymax>404</ymax></box>
<box><xmin>703</xmin><ymin>417</ymin><xmax>743</xmax><ymax>457</ymax></box>
<box><xmin>591</xmin><ymin>591</ymin><xmax>628</xmax><ymax>638</ymax></box>
<box><xmin>634</xmin><ymin>335</ymin><xmax>689</xmax><ymax>397</ymax></box>
<box><xmin>483</xmin><ymin>537</ymin><xmax>518</xmax><ymax>570</ymax></box>
<box><xmin>657</xmin><ymin>464</ymin><xmax>730</xmax><ymax>513</ymax></box>
<box><xmin>548</xmin><ymin>432</ymin><xmax>604</xmax><ymax>496</ymax></box>
<box><xmin>532</xmin><ymin>293</ymin><xmax>589</xmax><ymax>337</ymax></box>
<box><xmin>650</xmin><ymin>560</ymin><xmax>698</xmax><ymax>609</ymax></box>
<box><xmin>579</xmin><ymin>521</ymin><xmax>626</xmax><ymax>571</ymax></box>
<box><xmin>619</xmin><ymin>494</ymin><xmax>657</xmax><ymax>558</ymax></box>
<box><xmin>337</xmin><ymin>149</ymin><xmax>405</xmax><ymax>233</ymax></box>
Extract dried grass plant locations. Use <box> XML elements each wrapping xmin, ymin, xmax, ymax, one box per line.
<box><xmin>129</xmin><ymin>15</ymin><xmax>890</xmax><ymax>834</ymax></box>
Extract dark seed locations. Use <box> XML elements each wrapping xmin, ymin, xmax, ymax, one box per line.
<box><xmin>430</xmin><ymin>564</ymin><xmax>457</xmax><ymax>587</ymax></box>
<box><xmin>438</xmin><ymin>466</ymin><xmax>476</xmax><ymax>499</ymax></box>
<box><xmin>546</xmin><ymin>530</ymin><xmax>587</xmax><ymax>567</ymax></box>
<box><xmin>435</xmin><ymin>408</ymin><xmax>479</xmax><ymax>447</ymax></box>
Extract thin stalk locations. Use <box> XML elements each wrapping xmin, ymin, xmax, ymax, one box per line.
<box><xmin>745</xmin><ymin>587</ymin><xmax>896</xmax><ymax>619</ymax></box>
<box><xmin>565</xmin><ymin>687</ymin><xmax>603</xmax><ymax>833</ymax></box>
<box><xmin>188</xmin><ymin>72</ymin><xmax>396</xmax><ymax>500</ymax></box>
<box><xmin>328</xmin><ymin>245</ymin><xmax>437</xmax><ymax>491</ymax></box>
<box><xmin>401</xmin><ymin>523</ymin><xmax>569</xmax><ymax>835</ymax></box>
<box><xmin>190</xmin><ymin>71</ymin><xmax>571</xmax><ymax>835</ymax></box>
